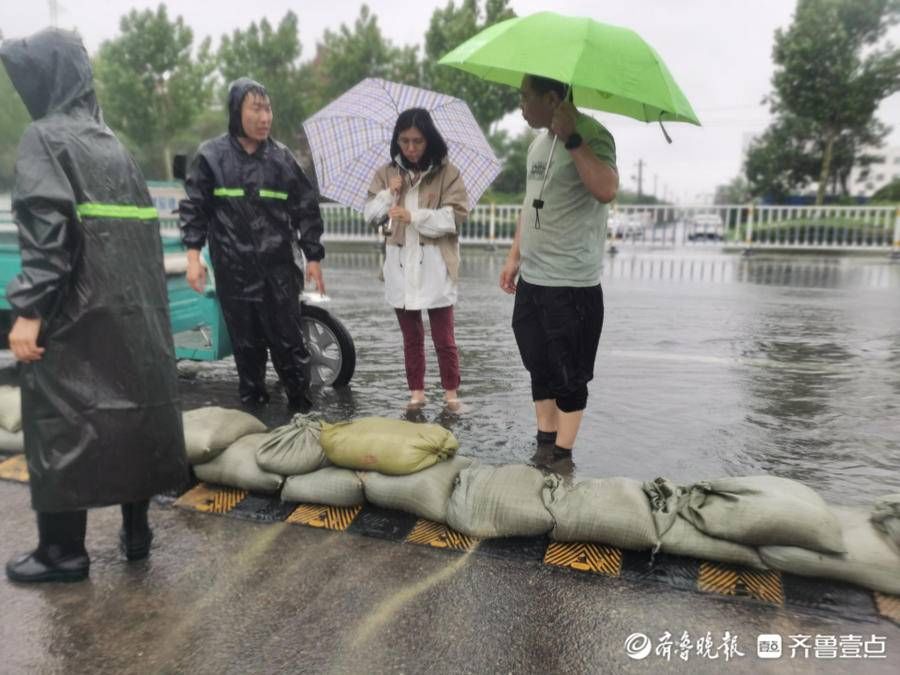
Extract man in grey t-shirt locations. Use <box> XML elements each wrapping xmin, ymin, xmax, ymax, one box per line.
<box><xmin>499</xmin><ymin>74</ymin><xmax>618</xmax><ymax>457</ymax></box>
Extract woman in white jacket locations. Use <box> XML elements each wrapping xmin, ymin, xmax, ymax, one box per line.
<box><xmin>364</xmin><ymin>108</ymin><xmax>469</xmax><ymax>409</ymax></box>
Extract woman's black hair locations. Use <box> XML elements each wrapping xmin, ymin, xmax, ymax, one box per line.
<box><xmin>389</xmin><ymin>108</ymin><xmax>449</xmax><ymax>170</ymax></box>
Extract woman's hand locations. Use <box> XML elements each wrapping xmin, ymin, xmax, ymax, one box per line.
<box><xmin>388</xmin><ymin>206</ymin><xmax>411</xmax><ymax>224</ymax></box>
<box><xmin>388</xmin><ymin>175</ymin><xmax>403</xmax><ymax>195</ymax></box>
<box><xmin>9</xmin><ymin>317</ymin><xmax>44</xmax><ymax>362</ymax></box>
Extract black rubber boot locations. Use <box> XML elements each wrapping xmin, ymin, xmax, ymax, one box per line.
<box><xmin>287</xmin><ymin>391</ymin><xmax>313</xmax><ymax>413</ymax></box>
<box><xmin>6</xmin><ymin>511</ymin><xmax>90</xmax><ymax>583</ymax></box>
<box><xmin>240</xmin><ymin>389</ymin><xmax>270</xmax><ymax>410</ymax></box>
<box><xmin>120</xmin><ymin>500</ymin><xmax>153</xmax><ymax>561</ymax></box>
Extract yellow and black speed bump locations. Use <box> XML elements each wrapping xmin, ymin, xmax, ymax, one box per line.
<box><xmin>478</xmin><ymin>535</ymin><xmax>551</xmax><ymax>562</ymax></box>
<box><xmin>544</xmin><ymin>542</ymin><xmax>621</xmax><ymax>577</ymax></box>
<box><xmin>228</xmin><ymin>494</ymin><xmax>298</xmax><ymax>522</ymax></box>
<box><xmin>780</xmin><ymin>572</ymin><xmax>878</xmax><ymax>623</ymax></box>
<box><xmin>697</xmin><ymin>562</ymin><xmax>784</xmax><ymax>605</ymax></box>
<box><xmin>345</xmin><ymin>504</ymin><xmax>418</xmax><ymax>542</ymax></box>
<box><xmin>287</xmin><ymin>503</ymin><xmax>361</xmax><ymax>531</ymax></box>
<box><xmin>174</xmin><ymin>483</ymin><xmax>248</xmax><ymax>514</ymax></box>
<box><xmin>622</xmin><ymin>551</ymin><xmax>701</xmax><ymax>593</ymax></box>
<box><xmin>406</xmin><ymin>519</ymin><xmax>480</xmax><ymax>552</ymax></box>
<box><xmin>3</xmin><ymin>472</ymin><xmax>898</xmax><ymax>622</ymax></box>
<box><xmin>0</xmin><ymin>453</ymin><xmax>28</xmax><ymax>483</ymax></box>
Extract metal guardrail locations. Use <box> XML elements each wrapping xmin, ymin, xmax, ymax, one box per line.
<box><xmin>316</xmin><ymin>203</ymin><xmax>900</xmax><ymax>254</ymax></box>
<box><xmin>4</xmin><ymin>203</ymin><xmax>900</xmax><ymax>254</ymax></box>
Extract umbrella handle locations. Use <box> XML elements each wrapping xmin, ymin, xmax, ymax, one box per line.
<box><xmin>533</xmin><ymin>84</ymin><xmax>570</xmax><ymax>215</ymax></box>
<box><xmin>384</xmin><ymin>192</ymin><xmax>400</xmax><ymax>236</ymax></box>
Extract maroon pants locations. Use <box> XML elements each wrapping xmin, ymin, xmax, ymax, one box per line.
<box><xmin>395</xmin><ymin>306</ymin><xmax>460</xmax><ymax>391</ymax></box>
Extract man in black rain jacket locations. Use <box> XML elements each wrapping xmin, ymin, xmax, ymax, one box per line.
<box><xmin>1</xmin><ymin>28</ymin><xmax>189</xmax><ymax>583</ymax></box>
<box><xmin>179</xmin><ymin>78</ymin><xmax>325</xmax><ymax>410</ymax></box>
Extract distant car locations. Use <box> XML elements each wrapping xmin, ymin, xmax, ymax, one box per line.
<box><xmin>686</xmin><ymin>213</ymin><xmax>724</xmax><ymax>241</ymax></box>
<box><xmin>608</xmin><ymin>213</ymin><xmax>648</xmax><ymax>239</ymax></box>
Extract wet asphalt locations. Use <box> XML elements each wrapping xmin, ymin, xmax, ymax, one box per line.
<box><xmin>1</xmin><ymin>481</ymin><xmax>899</xmax><ymax>674</ymax></box>
<box><xmin>2</xmin><ymin>246</ymin><xmax>900</xmax><ymax>673</ymax></box>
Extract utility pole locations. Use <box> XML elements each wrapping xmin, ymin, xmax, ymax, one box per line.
<box><xmin>634</xmin><ymin>159</ymin><xmax>644</xmax><ymax>200</ymax></box>
<box><xmin>653</xmin><ymin>173</ymin><xmax>658</xmax><ymax>201</ymax></box>
<box><xmin>49</xmin><ymin>0</ymin><xmax>59</xmax><ymax>27</ymax></box>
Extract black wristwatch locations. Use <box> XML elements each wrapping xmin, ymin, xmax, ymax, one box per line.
<box><xmin>564</xmin><ymin>133</ymin><xmax>583</xmax><ymax>150</ymax></box>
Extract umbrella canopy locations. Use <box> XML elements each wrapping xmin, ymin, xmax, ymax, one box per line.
<box><xmin>303</xmin><ymin>78</ymin><xmax>502</xmax><ymax>212</ymax></box>
<box><xmin>438</xmin><ymin>12</ymin><xmax>700</xmax><ymax>127</ymax></box>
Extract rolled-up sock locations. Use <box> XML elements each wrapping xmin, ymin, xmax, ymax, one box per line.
<box><xmin>553</xmin><ymin>444</ymin><xmax>572</xmax><ymax>455</ymax></box>
<box><xmin>536</xmin><ymin>430</ymin><xmax>557</xmax><ymax>445</ymax></box>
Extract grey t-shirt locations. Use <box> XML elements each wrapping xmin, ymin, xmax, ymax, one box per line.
<box><xmin>520</xmin><ymin>113</ymin><xmax>616</xmax><ymax>287</ymax></box>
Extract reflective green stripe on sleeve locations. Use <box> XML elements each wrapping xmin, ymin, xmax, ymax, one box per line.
<box><xmin>76</xmin><ymin>203</ymin><xmax>159</xmax><ymax>220</ymax></box>
<box><xmin>213</xmin><ymin>187</ymin><xmax>245</xmax><ymax>197</ymax></box>
<box><xmin>212</xmin><ymin>187</ymin><xmax>287</xmax><ymax>199</ymax></box>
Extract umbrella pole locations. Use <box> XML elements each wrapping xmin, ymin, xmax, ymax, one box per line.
<box><xmin>532</xmin><ymin>85</ymin><xmax>571</xmax><ymax>229</ymax></box>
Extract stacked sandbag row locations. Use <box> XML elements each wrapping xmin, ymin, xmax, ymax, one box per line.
<box><xmin>179</xmin><ymin>407</ymin><xmax>900</xmax><ymax>595</ymax></box>
<box><xmin>0</xmin><ymin>385</ymin><xmax>23</xmax><ymax>452</ymax></box>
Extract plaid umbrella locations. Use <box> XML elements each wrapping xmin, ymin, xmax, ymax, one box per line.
<box><xmin>303</xmin><ymin>78</ymin><xmax>501</xmax><ymax>212</ymax></box>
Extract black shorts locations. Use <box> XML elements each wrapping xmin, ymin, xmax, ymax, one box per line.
<box><xmin>512</xmin><ymin>278</ymin><xmax>604</xmax><ymax>413</ymax></box>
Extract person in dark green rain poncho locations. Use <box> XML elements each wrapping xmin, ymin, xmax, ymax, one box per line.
<box><xmin>179</xmin><ymin>78</ymin><xmax>326</xmax><ymax>411</ymax></box>
<box><xmin>1</xmin><ymin>29</ymin><xmax>189</xmax><ymax>583</ymax></box>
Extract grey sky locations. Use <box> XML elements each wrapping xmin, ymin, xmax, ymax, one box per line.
<box><xmin>3</xmin><ymin>0</ymin><xmax>898</xmax><ymax>203</ymax></box>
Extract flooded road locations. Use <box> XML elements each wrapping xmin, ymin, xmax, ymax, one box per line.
<box><xmin>179</xmin><ymin>247</ymin><xmax>900</xmax><ymax>507</ymax></box>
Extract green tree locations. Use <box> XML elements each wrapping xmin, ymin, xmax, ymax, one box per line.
<box><xmin>745</xmin><ymin>114</ymin><xmax>820</xmax><ymax>202</ymax></box>
<box><xmin>310</xmin><ymin>5</ymin><xmax>420</xmax><ymax>112</ymax></box>
<box><xmin>761</xmin><ymin>0</ymin><xmax>900</xmax><ymax>204</ymax></box>
<box><xmin>0</xmin><ymin>62</ymin><xmax>31</xmax><ymax>192</ymax></box>
<box><xmin>423</xmin><ymin>0</ymin><xmax>518</xmax><ymax>131</ymax></box>
<box><xmin>487</xmin><ymin>128</ymin><xmax>534</xmax><ymax>196</ymax></box>
<box><xmin>217</xmin><ymin>12</ymin><xmax>310</xmax><ymax>145</ymax></box>
<box><xmin>93</xmin><ymin>4</ymin><xmax>214</xmax><ymax>179</ymax></box>
<box><xmin>871</xmin><ymin>177</ymin><xmax>900</xmax><ymax>201</ymax></box>
<box><xmin>714</xmin><ymin>175</ymin><xmax>752</xmax><ymax>205</ymax></box>
<box><xmin>745</xmin><ymin>111</ymin><xmax>888</xmax><ymax>201</ymax></box>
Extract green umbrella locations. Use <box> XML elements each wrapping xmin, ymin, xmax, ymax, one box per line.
<box><xmin>438</xmin><ymin>11</ymin><xmax>701</xmax><ymax>128</ymax></box>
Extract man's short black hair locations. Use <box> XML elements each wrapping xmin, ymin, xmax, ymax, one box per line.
<box><xmin>527</xmin><ymin>75</ymin><xmax>569</xmax><ymax>102</ymax></box>
<box><xmin>390</xmin><ymin>108</ymin><xmax>449</xmax><ymax>169</ymax></box>
<box><xmin>227</xmin><ymin>78</ymin><xmax>270</xmax><ymax>137</ymax></box>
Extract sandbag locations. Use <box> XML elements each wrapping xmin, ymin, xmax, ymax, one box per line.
<box><xmin>255</xmin><ymin>414</ymin><xmax>326</xmax><ymax>476</ymax></box>
<box><xmin>0</xmin><ymin>386</ymin><xmax>22</xmax><ymax>433</ymax></box>
<box><xmin>321</xmin><ymin>417</ymin><xmax>458</xmax><ymax>475</ymax></box>
<box><xmin>364</xmin><ymin>456</ymin><xmax>473</xmax><ymax>523</ymax></box>
<box><xmin>544</xmin><ymin>477</ymin><xmax>658</xmax><ymax>550</ymax></box>
<box><xmin>679</xmin><ymin>475</ymin><xmax>845</xmax><ymax>554</ymax></box>
<box><xmin>0</xmin><ymin>428</ymin><xmax>24</xmax><ymax>452</ymax></box>
<box><xmin>193</xmin><ymin>433</ymin><xmax>283</xmax><ymax>493</ymax></box>
<box><xmin>870</xmin><ymin>494</ymin><xmax>900</xmax><ymax>550</ymax></box>
<box><xmin>760</xmin><ymin>507</ymin><xmax>900</xmax><ymax>595</ymax></box>
<box><xmin>642</xmin><ymin>477</ymin><xmax>686</xmax><ymax>538</ymax></box>
<box><xmin>660</xmin><ymin>515</ymin><xmax>767</xmax><ymax>570</ymax></box>
<box><xmin>446</xmin><ymin>464</ymin><xmax>554</xmax><ymax>539</ymax></box>
<box><xmin>183</xmin><ymin>406</ymin><xmax>266</xmax><ymax>465</ymax></box>
<box><xmin>281</xmin><ymin>467</ymin><xmax>366</xmax><ymax>507</ymax></box>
